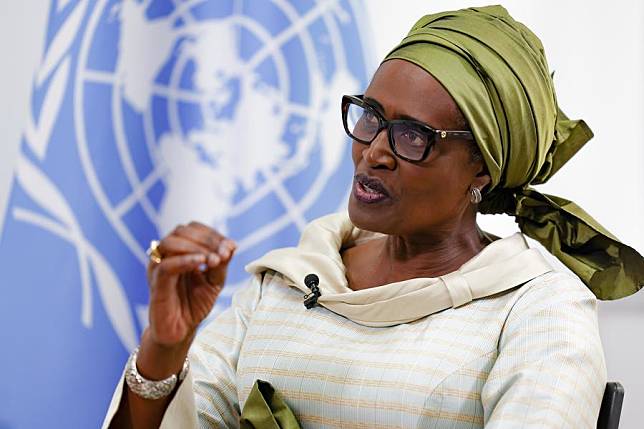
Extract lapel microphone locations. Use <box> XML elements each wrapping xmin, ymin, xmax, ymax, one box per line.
<box><xmin>303</xmin><ymin>274</ymin><xmax>321</xmax><ymax>309</ymax></box>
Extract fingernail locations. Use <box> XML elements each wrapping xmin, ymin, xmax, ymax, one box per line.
<box><xmin>209</xmin><ymin>253</ymin><xmax>221</xmax><ymax>266</ymax></box>
<box><xmin>218</xmin><ymin>242</ymin><xmax>231</xmax><ymax>259</ymax></box>
<box><xmin>198</xmin><ymin>263</ymin><xmax>208</xmax><ymax>272</ymax></box>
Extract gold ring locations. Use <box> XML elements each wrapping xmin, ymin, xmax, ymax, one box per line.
<box><xmin>146</xmin><ymin>240</ymin><xmax>162</xmax><ymax>264</ymax></box>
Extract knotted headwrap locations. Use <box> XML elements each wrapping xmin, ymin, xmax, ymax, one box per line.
<box><xmin>385</xmin><ymin>5</ymin><xmax>643</xmax><ymax>299</ymax></box>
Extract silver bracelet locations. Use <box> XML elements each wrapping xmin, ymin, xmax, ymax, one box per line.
<box><xmin>124</xmin><ymin>346</ymin><xmax>190</xmax><ymax>400</ymax></box>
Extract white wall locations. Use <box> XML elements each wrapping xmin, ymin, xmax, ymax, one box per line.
<box><xmin>1</xmin><ymin>1</ymin><xmax>642</xmax><ymax>426</ymax></box>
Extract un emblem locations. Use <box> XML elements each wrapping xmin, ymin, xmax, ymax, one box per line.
<box><xmin>0</xmin><ymin>0</ymin><xmax>370</xmax><ymax>426</ymax></box>
<box><xmin>3</xmin><ymin>0</ymin><xmax>371</xmax><ymax>357</ymax></box>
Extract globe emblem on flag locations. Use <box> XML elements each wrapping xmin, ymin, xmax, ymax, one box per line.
<box><xmin>0</xmin><ymin>1</ymin><xmax>373</xmax><ymax>426</ymax></box>
<box><xmin>69</xmin><ymin>0</ymin><xmax>370</xmax><ymax>334</ymax></box>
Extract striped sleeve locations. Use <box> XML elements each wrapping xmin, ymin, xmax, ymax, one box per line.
<box><xmin>185</xmin><ymin>276</ymin><xmax>262</xmax><ymax>428</ymax></box>
<box><xmin>481</xmin><ymin>272</ymin><xmax>607</xmax><ymax>428</ymax></box>
<box><xmin>101</xmin><ymin>276</ymin><xmax>261</xmax><ymax>429</ymax></box>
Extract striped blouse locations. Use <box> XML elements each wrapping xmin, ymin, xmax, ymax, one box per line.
<box><xmin>103</xmin><ymin>267</ymin><xmax>606</xmax><ymax>428</ymax></box>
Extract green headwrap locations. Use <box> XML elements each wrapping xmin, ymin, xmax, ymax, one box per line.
<box><xmin>385</xmin><ymin>5</ymin><xmax>643</xmax><ymax>299</ymax></box>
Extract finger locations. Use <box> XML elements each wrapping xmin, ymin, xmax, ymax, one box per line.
<box><xmin>174</xmin><ymin>222</ymin><xmax>237</xmax><ymax>260</ymax></box>
<box><xmin>152</xmin><ymin>253</ymin><xmax>207</xmax><ymax>283</ymax></box>
<box><xmin>158</xmin><ymin>235</ymin><xmax>216</xmax><ymax>259</ymax></box>
<box><xmin>173</xmin><ymin>222</ymin><xmax>225</xmax><ymax>252</ymax></box>
<box><xmin>205</xmin><ymin>240</ymin><xmax>237</xmax><ymax>268</ymax></box>
<box><xmin>205</xmin><ymin>246</ymin><xmax>237</xmax><ymax>286</ymax></box>
<box><xmin>214</xmin><ymin>239</ymin><xmax>236</xmax><ymax>263</ymax></box>
<box><xmin>206</xmin><ymin>252</ymin><xmax>221</xmax><ymax>269</ymax></box>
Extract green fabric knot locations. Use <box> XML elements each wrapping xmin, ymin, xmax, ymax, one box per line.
<box><xmin>514</xmin><ymin>190</ymin><xmax>644</xmax><ymax>299</ymax></box>
<box><xmin>479</xmin><ymin>187</ymin><xmax>519</xmax><ymax>215</ymax></box>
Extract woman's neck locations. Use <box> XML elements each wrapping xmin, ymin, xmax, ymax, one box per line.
<box><xmin>343</xmin><ymin>222</ymin><xmax>490</xmax><ymax>291</ymax></box>
<box><xmin>381</xmin><ymin>224</ymin><xmax>488</xmax><ymax>281</ymax></box>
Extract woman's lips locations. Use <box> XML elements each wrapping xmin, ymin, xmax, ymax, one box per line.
<box><xmin>353</xmin><ymin>174</ymin><xmax>391</xmax><ymax>204</ymax></box>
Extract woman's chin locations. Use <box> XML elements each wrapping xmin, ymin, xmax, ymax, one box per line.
<box><xmin>348</xmin><ymin>198</ymin><xmax>394</xmax><ymax>233</ymax></box>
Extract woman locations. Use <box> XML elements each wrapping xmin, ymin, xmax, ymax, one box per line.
<box><xmin>104</xmin><ymin>5</ymin><xmax>643</xmax><ymax>429</ymax></box>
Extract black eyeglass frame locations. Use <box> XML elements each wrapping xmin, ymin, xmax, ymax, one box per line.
<box><xmin>341</xmin><ymin>94</ymin><xmax>474</xmax><ymax>162</ymax></box>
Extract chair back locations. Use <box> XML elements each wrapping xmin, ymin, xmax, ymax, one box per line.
<box><xmin>597</xmin><ymin>382</ymin><xmax>624</xmax><ymax>429</ymax></box>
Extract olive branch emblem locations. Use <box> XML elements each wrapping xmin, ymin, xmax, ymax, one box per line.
<box><xmin>12</xmin><ymin>0</ymin><xmax>138</xmax><ymax>352</ymax></box>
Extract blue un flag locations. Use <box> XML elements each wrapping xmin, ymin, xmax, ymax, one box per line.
<box><xmin>0</xmin><ymin>1</ymin><xmax>371</xmax><ymax>427</ymax></box>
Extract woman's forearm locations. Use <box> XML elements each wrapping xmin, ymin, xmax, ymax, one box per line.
<box><xmin>109</xmin><ymin>330</ymin><xmax>193</xmax><ymax>429</ymax></box>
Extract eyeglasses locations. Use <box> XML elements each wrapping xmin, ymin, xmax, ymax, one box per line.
<box><xmin>341</xmin><ymin>94</ymin><xmax>474</xmax><ymax>162</ymax></box>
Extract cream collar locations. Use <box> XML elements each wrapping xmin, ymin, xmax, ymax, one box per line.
<box><xmin>246</xmin><ymin>212</ymin><xmax>553</xmax><ymax>327</ymax></box>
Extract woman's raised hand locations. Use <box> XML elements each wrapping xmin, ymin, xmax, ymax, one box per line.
<box><xmin>111</xmin><ymin>222</ymin><xmax>236</xmax><ymax>428</ymax></box>
<box><xmin>145</xmin><ymin>222</ymin><xmax>236</xmax><ymax>349</ymax></box>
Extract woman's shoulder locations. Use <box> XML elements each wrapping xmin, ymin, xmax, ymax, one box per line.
<box><xmin>490</xmin><ymin>268</ymin><xmax>600</xmax><ymax>336</ymax></box>
<box><xmin>466</xmin><ymin>264</ymin><xmax>598</xmax><ymax>332</ymax></box>
<box><xmin>517</xmin><ymin>269</ymin><xmax>596</xmax><ymax>304</ymax></box>
<box><xmin>479</xmin><ymin>231</ymin><xmax>597</xmax><ymax>310</ymax></box>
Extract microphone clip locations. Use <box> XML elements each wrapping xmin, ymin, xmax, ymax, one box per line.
<box><xmin>303</xmin><ymin>274</ymin><xmax>321</xmax><ymax>309</ymax></box>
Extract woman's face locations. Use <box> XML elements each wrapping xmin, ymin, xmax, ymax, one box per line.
<box><xmin>348</xmin><ymin>59</ymin><xmax>489</xmax><ymax>237</ymax></box>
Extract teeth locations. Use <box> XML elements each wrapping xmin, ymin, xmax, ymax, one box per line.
<box><xmin>363</xmin><ymin>183</ymin><xmax>379</xmax><ymax>194</ymax></box>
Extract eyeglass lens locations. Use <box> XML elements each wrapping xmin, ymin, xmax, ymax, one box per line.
<box><xmin>345</xmin><ymin>102</ymin><xmax>379</xmax><ymax>142</ymax></box>
<box><xmin>344</xmin><ymin>102</ymin><xmax>431</xmax><ymax>161</ymax></box>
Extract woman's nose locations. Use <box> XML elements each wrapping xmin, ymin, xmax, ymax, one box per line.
<box><xmin>362</xmin><ymin>129</ymin><xmax>396</xmax><ymax>169</ymax></box>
